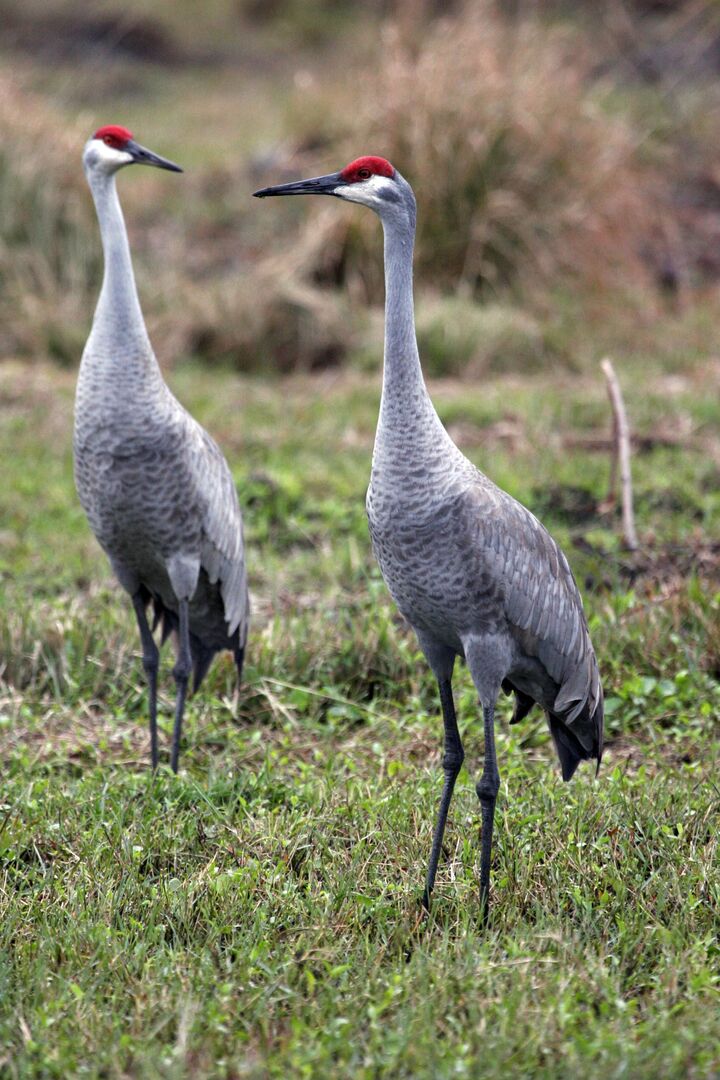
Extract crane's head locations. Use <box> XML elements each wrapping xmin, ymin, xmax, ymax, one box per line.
<box><xmin>253</xmin><ymin>155</ymin><xmax>414</xmax><ymax>226</ymax></box>
<box><xmin>83</xmin><ymin>125</ymin><xmax>183</xmax><ymax>177</ymax></box>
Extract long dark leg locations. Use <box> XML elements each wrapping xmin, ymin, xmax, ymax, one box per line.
<box><xmin>170</xmin><ymin>599</ymin><xmax>192</xmax><ymax>774</ymax></box>
<box><xmin>423</xmin><ymin>679</ymin><xmax>465</xmax><ymax>910</ymax></box>
<box><xmin>234</xmin><ymin>645</ymin><xmax>245</xmax><ymax>683</ymax></box>
<box><xmin>476</xmin><ymin>700</ymin><xmax>500</xmax><ymax>924</ymax></box>
<box><xmin>132</xmin><ymin>592</ymin><xmax>160</xmax><ymax>771</ymax></box>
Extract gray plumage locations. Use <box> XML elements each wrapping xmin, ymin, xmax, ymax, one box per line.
<box><xmin>255</xmin><ymin>158</ymin><xmax>603</xmax><ymax>917</ymax></box>
<box><xmin>75</xmin><ymin>127</ymin><xmax>248</xmax><ymax>771</ymax></box>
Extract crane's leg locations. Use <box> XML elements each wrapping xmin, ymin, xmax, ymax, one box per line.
<box><xmin>132</xmin><ymin>592</ymin><xmax>160</xmax><ymax>770</ymax></box>
<box><xmin>476</xmin><ymin>699</ymin><xmax>500</xmax><ymax>924</ymax></box>
<box><xmin>170</xmin><ymin>599</ymin><xmax>192</xmax><ymax>774</ymax></box>
<box><xmin>233</xmin><ymin>644</ymin><xmax>245</xmax><ymax>683</ymax></box>
<box><xmin>423</xmin><ymin>678</ymin><xmax>464</xmax><ymax>910</ymax></box>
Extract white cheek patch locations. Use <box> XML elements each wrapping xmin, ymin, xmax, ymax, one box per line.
<box><xmin>92</xmin><ymin>140</ymin><xmax>134</xmax><ymax>170</ymax></box>
<box><xmin>336</xmin><ymin>174</ymin><xmax>396</xmax><ymax>206</ymax></box>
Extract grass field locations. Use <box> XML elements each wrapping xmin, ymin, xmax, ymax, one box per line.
<box><xmin>1</xmin><ymin>0</ymin><xmax>720</xmax><ymax>1076</ymax></box>
<box><xmin>1</xmin><ymin>354</ymin><xmax>719</xmax><ymax>1077</ymax></box>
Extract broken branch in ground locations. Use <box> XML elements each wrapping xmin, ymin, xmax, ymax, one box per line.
<box><xmin>601</xmin><ymin>357</ymin><xmax>639</xmax><ymax>552</ymax></box>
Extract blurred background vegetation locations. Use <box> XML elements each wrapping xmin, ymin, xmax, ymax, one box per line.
<box><xmin>2</xmin><ymin>6</ymin><xmax>720</xmax><ymax>1075</ymax></box>
<box><xmin>2</xmin><ymin>0</ymin><xmax>720</xmax><ymax>375</ymax></box>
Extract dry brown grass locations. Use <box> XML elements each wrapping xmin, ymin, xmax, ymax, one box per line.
<box><xmin>0</xmin><ymin>72</ymin><xmax>99</xmax><ymax>363</ymax></box>
<box><xmin>221</xmin><ymin>0</ymin><xmax>666</xmax><ymax>372</ymax></box>
<box><xmin>289</xmin><ymin>2</ymin><xmax>661</xmax><ymax>302</ymax></box>
<box><xmin>174</xmin><ymin>206</ymin><xmax>361</xmax><ymax>371</ymax></box>
<box><xmin>0</xmin><ymin>4</ymin><xmax>676</xmax><ymax>371</ymax></box>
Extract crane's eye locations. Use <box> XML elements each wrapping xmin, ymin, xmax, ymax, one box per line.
<box><xmin>357</xmin><ymin>167</ymin><xmax>371</xmax><ymax>180</ymax></box>
<box><xmin>103</xmin><ymin>136</ymin><xmax>115</xmax><ymax>146</ymax></box>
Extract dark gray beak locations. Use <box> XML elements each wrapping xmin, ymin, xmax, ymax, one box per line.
<box><xmin>253</xmin><ymin>171</ymin><xmax>342</xmax><ymax>198</ymax></box>
<box><xmin>127</xmin><ymin>139</ymin><xmax>183</xmax><ymax>173</ymax></box>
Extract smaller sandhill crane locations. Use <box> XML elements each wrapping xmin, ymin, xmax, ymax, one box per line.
<box><xmin>75</xmin><ymin>125</ymin><xmax>249</xmax><ymax>772</ymax></box>
<box><xmin>255</xmin><ymin>157</ymin><xmax>603</xmax><ymax>919</ymax></box>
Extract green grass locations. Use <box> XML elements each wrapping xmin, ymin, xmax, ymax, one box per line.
<box><xmin>1</xmin><ymin>359</ymin><xmax>719</xmax><ymax>1077</ymax></box>
<box><xmin>2</xmin><ymin>3</ymin><xmax>720</xmax><ymax>1073</ymax></box>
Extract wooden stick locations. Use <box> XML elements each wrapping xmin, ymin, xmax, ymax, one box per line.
<box><xmin>601</xmin><ymin>357</ymin><xmax>639</xmax><ymax>551</ymax></box>
<box><xmin>606</xmin><ymin>407</ymin><xmax>619</xmax><ymax>508</ymax></box>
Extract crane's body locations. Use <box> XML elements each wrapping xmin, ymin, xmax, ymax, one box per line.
<box><xmin>76</xmin><ymin>126</ymin><xmax>248</xmax><ymax>771</ymax></box>
<box><xmin>255</xmin><ymin>157</ymin><xmax>602</xmax><ymax>917</ymax></box>
<box><xmin>74</xmin><ymin>375</ymin><xmax>247</xmax><ymax>669</ymax></box>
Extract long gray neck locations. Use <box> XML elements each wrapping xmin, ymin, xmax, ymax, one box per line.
<box><xmin>375</xmin><ymin>208</ymin><xmax>456</xmax><ymax>461</ymax></box>
<box><xmin>85</xmin><ymin>169</ymin><xmax>152</xmax><ymax>358</ymax></box>
<box><xmin>380</xmin><ymin>213</ymin><xmax>423</xmax><ymax>404</ymax></box>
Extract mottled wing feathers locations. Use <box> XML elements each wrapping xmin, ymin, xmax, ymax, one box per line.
<box><xmin>185</xmin><ymin>420</ymin><xmax>249</xmax><ymax>641</ymax></box>
<box><xmin>460</xmin><ymin>483</ymin><xmax>602</xmax><ymax>749</ymax></box>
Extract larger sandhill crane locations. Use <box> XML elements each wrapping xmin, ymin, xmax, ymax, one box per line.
<box><xmin>255</xmin><ymin>157</ymin><xmax>603</xmax><ymax>917</ymax></box>
<box><xmin>75</xmin><ymin>125</ymin><xmax>249</xmax><ymax>772</ymax></box>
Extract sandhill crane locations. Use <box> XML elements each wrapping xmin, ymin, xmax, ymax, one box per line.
<box><xmin>255</xmin><ymin>157</ymin><xmax>603</xmax><ymax>917</ymax></box>
<box><xmin>75</xmin><ymin>125</ymin><xmax>249</xmax><ymax>772</ymax></box>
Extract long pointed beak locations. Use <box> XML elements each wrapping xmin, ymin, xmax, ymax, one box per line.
<box><xmin>127</xmin><ymin>139</ymin><xmax>183</xmax><ymax>173</ymax></box>
<box><xmin>253</xmin><ymin>171</ymin><xmax>342</xmax><ymax>198</ymax></box>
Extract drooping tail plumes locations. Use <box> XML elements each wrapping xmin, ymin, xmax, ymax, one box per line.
<box><xmin>146</xmin><ymin>588</ymin><xmax>243</xmax><ymax>695</ymax></box>
<box><xmin>548</xmin><ymin>687</ymin><xmax>604</xmax><ymax>781</ymax></box>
